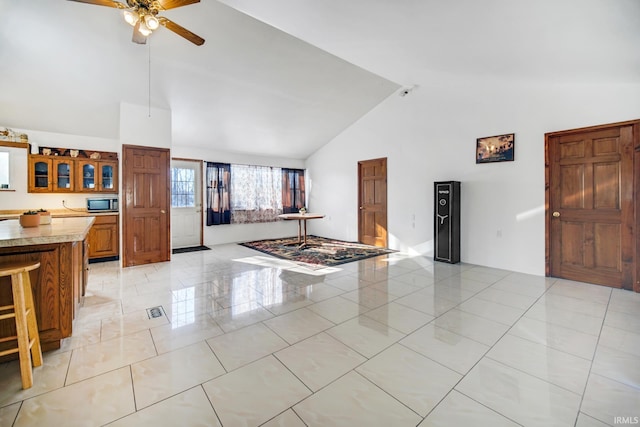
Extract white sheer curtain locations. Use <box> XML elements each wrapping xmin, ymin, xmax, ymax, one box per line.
<box><xmin>230</xmin><ymin>164</ymin><xmax>283</xmax><ymax>223</ymax></box>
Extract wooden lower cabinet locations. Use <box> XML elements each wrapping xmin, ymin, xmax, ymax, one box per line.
<box><xmin>88</xmin><ymin>215</ymin><xmax>119</xmax><ymax>261</ymax></box>
<box><xmin>0</xmin><ymin>239</ymin><xmax>86</xmax><ymax>358</ymax></box>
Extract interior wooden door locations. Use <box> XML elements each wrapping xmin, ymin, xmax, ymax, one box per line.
<box><xmin>123</xmin><ymin>145</ymin><xmax>171</xmax><ymax>267</ymax></box>
<box><xmin>358</xmin><ymin>158</ymin><xmax>388</xmax><ymax>247</ymax></box>
<box><xmin>546</xmin><ymin>121</ymin><xmax>637</xmax><ymax>289</ymax></box>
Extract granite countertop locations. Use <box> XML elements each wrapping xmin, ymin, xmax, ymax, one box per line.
<box><xmin>0</xmin><ymin>209</ymin><xmax>119</xmax><ymax>220</ymax></box>
<box><xmin>0</xmin><ymin>216</ymin><xmax>95</xmax><ymax>248</ymax></box>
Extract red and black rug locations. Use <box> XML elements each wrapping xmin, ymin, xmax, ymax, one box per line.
<box><xmin>239</xmin><ymin>235</ymin><xmax>394</xmax><ymax>267</ymax></box>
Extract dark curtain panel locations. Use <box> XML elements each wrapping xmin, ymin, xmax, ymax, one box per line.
<box><xmin>206</xmin><ymin>162</ymin><xmax>231</xmax><ymax>225</ymax></box>
<box><xmin>282</xmin><ymin>168</ymin><xmax>306</xmax><ymax>213</ymax></box>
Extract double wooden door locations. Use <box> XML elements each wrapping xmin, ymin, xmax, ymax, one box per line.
<box><xmin>546</xmin><ymin>120</ymin><xmax>639</xmax><ymax>291</ymax></box>
<box><xmin>122</xmin><ymin>145</ymin><xmax>171</xmax><ymax>267</ymax></box>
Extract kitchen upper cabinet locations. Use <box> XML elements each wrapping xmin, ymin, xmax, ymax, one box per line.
<box><xmin>28</xmin><ymin>157</ymin><xmax>51</xmax><ymax>192</ymax></box>
<box><xmin>54</xmin><ymin>158</ymin><xmax>74</xmax><ymax>191</ymax></box>
<box><xmin>77</xmin><ymin>160</ymin><xmax>118</xmax><ymax>192</ymax></box>
<box><xmin>28</xmin><ymin>152</ymin><xmax>118</xmax><ymax>193</ymax></box>
<box><xmin>100</xmin><ymin>161</ymin><xmax>117</xmax><ymax>191</ymax></box>
<box><xmin>28</xmin><ymin>156</ymin><xmax>75</xmax><ymax>192</ymax></box>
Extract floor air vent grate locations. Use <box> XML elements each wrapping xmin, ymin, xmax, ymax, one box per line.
<box><xmin>146</xmin><ymin>306</ymin><xmax>165</xmax><ymax>319</ymax></box>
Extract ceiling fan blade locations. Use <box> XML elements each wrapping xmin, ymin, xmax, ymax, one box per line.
<box><xmin>155</xmin><ymin>0</ymin><xmax>200</xmax><ymax>11</ymax></box>
<box><xmin>132</xmin><ymin>22</ymin><xmax>148</xmax><ymax>44</ymax></box>
<box><xmin>67</xmin><ymin>0</ymin><xmax>128</xmax><ymax>9</ymax></box>
<box><xmin>157</xmin><ymin>17</ymin><xmax>205</xmax><ymax>46</ymax></box>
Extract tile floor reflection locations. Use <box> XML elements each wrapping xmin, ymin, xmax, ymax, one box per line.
<box><xmin>1</xmin><ymin>243</ymin><xmax>639</xmax><ymax>426</ymax></box>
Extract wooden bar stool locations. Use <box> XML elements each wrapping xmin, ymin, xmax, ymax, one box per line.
<box><xmin>0</xmin><ymin>261</ymin><xmax>43</xmax><ymax>389</ymax></box>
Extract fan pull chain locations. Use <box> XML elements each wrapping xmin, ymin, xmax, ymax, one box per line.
<box><xmin>148</xmin><ymin>40</ymin><xmax>152</xmax><ymax>118</ymax></box>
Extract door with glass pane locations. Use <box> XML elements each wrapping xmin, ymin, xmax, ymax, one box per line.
<box><xmin>29</xmin><ymin>157</ymin><xmax>53</xmax><ymax>192</ymax></box>
<box><xmin>77</xmin><ymin>160</ymin><xmax>96</xmax><ymax>191</ymax></box>
<box><xmin>171</xmin><ymin>159</ymin><xmax>202</xmax><ymax>248</ymax></box>
<box><xmin>53</xmin><ymin>159</ymin><xmax>74</xmax><ymax>191</ymax></box>
<box><xmin>99</xmin><ymin>161</ymin><xmax>118</xmax><ymax>192</ymax></box>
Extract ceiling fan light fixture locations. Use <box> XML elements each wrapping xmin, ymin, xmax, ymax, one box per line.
<box><xmin>138</xmin><ymin>21</ymin><xmax>152</xmax><ymax>36</ymax></box>
<box><xmin>144</xmin><ymin>14</ymin><xmax>160</xmax><ymax>30</ymax></box>
<box><xmin>123</xmin><ymin>10</ymin><xmax>139</xmax><ymax>26</ymax></box>
<box><xmin>69</xmin><ymin>0</ymin><xmax>205</xmax><ymax>46</ymax></box>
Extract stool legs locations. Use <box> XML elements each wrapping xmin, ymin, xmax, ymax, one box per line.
<box><xmin>22</xmin><ymin>271</ymin><xmax>42</xmax><ymax>368</ymax></box>
<box><xmin>11</xmin><ymin>270</ymin><xmax>42</xmax><ymax>390</ymax></box>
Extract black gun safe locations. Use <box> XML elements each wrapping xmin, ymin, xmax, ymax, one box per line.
<box><xmin>434</xmin><ymin>181</ymin><xmax>461</xmax><ymax>263</ymax></box>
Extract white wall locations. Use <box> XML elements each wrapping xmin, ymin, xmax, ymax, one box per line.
<box><xmin>306</xmin><ymin>76</ymin><xmax>640</xmax><ymax>275</ymax></box>
<box><xmin>119</xmin><ymin>103</ymin><xmax>172</xmax><ymax>149</ymax></box>
<box><xmin>1</xmin><ymin>104</ymin><xmax>307</xmax><ymax>247</ymax></box>
<box><xmin>171</xmin><ymin>144</ymin><xmax>305</xmax><ymax>246</ymax></box>
<box><xmin>0</xmin><ymin>100</ymin><xmax>170</xmax><ymax>212</ymax></box>
<box><xmin>0</xmin><ymin>129</ymin><xmax>119</xmax><ymax>212</ymax></box>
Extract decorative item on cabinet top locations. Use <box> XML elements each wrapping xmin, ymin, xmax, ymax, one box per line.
<box><xmin>0</xmin><ymin>127</ymin><xmax>28</xmax><ymax>142</ymax></box>
<box><xmin>35</xmin><ymin>147</ymin><xmax>117</xmax><ymax>160</ymax></box>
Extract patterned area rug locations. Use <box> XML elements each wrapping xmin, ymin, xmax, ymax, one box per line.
<box><xmin>239</xmin><ymin>235</ymin><xmax>394</xmax><ymax>267</ymax></box>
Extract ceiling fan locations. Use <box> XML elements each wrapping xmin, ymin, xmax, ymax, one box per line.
<box><xmin>68</xmin><ymin>0</ymin><xmax>205</xmax><ymax>46</ymax></box>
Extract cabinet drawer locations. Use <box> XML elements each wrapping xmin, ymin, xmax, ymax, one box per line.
<box><xmin>93</xmin><ymin>215</ymin><xmax>118</xmax><ymax>225</ymax></box>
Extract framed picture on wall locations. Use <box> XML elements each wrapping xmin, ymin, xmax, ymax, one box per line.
<box><xmin>476</xmin><ymin>133</ymin><xmax>515</xmax><ymax>163</ymax></box>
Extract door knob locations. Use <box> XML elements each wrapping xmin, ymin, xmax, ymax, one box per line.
<box><xmin>552</xmin><ymin>211</ymin><xmax>560</xmax><ymax>217</ymax></box>
<box><xmin>161</xmin><ymin>210</ymin><xmax>166</xmax><ymax>214</ymax></box>
<box><xmin>359</xmin><ymin>206</ymin><xmax>364</xmax><ymax>210</ymax></box>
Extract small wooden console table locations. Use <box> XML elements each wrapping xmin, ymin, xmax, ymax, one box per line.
<box><xmin>278</xmin><ymin>213</ymin><xmax>325</xmax><ymax>247</ymax></box>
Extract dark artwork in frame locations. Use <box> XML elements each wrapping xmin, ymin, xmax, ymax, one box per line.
<box><xmin>476</xmin><ymin>133</ymin><xmax>515</xmax><ymax>163</ymax></box>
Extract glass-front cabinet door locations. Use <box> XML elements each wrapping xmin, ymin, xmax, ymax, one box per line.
<box><xmin>28</xmin><ymin>157</ymin><xmax>53</xmax><ymax>192</ymax></box>
<box><xmin>100</xmin><ymin>162</ymin><xmax>117</xmax><ymax>192</ymax></box>
<box><xmin>78</xmin><ymin>161</ymin><xmax>96</xmax><ymax>191</ymax></box>
<box><xmin>53</xmin><ymin>159</ymin><xmax>74</xmax><ymax>191</ymax></box>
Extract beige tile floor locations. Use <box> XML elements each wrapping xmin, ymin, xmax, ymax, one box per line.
<box><xmin>1</xmin><ymin>243</ymin><xmax>640</xmax><ymax>426</ymax></box>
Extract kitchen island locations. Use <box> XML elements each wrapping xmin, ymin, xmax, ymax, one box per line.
<box><xmin>0</xmin><ymin>217</ymin><xmax>94</xmax><ymax>357</ymax></box>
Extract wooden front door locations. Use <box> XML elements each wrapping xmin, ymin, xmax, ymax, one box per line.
<box><xmin>123</xmin><ymin>145</ymin><xmax>171</xmax><ymax>267</ymax></box>
<box><xmin>546</xmin><ymin>121</ymin><xmax>638</xmax><ymax>289</ymax></box>
<box><xmin>358</xmin><ymin>158</ymin><xmax>388</xmax><ymax>247</ymax></box>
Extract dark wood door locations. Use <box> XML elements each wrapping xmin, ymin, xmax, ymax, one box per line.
<box><xmin>547</xmin><ymin>122</ymin><xmax>636</xmax><ymax>289</ymax></box>
<box><xmin>358</xmin><ymin>158</ymin><xmax>388</xmax><ymax>247</ymax></box>
<box><xmin>123</xmin><ymin>145</ymin><xmax>171</xmax><ymax>267</ymax></box>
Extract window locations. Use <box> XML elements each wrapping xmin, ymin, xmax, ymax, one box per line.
<box><xmin>0</xmin><ymin>152</ymin><xmax>9</xmax><ymax>189</ymax></box>
<box><xmin>171</xmin><ymin>167</ymin><xmax>195</xmax><ymax>207</ymax></box>
<box><xmin>206</xmin><ymin>162</ymin><xmax>231</xmax><ymax>225</ymax></box>
<box><xmin>205</xmin><ymin>162</ymin><xmax>306</xmax><ymax>225</ymax></box>
<box><xmin>282</xmin><ymin>168</ymin><xmax>305</xmax><ymax>213</ymax></box>
<box><xmin>230</xmin><ymin>164</ymin><xmax>282</xmax><ymax>223</ymax></box>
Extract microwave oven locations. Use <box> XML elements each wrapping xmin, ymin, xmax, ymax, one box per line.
<box><xmin>87</xmin><ymin>197</ymin><xmax>119</xmax><ymax>212</ymax></box>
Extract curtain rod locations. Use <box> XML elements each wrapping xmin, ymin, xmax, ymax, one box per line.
<box><xmin>204</xmin><ymin>160</ymin><xmax>304</xmax><ymax>171</ymax></box>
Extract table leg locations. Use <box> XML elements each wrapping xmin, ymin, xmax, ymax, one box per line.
<box><xmin>303</xmin><ymin>219</ymin><xmax>308</xmax><ymax>246</ymax></box>
<box><xmin>297</xmin><ymin>219</ymin><xmax>302</xmax><ymax>244</ymax></box>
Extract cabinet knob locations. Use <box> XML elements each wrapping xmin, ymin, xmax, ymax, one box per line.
<box><xmin>552</xmin><ymin>211</ymin><xmax>560</xmax><ymax>217</ymax></box>
<box><xmin>161</xmin><ymin>210</ymin><xmax>166</xmax><ymax>214</ymax></box>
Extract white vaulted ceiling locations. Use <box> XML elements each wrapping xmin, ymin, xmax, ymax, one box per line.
<box><xmin>0</xmin><ymin>0</ymin><xmax>399</xmax><ymax>159</ymax></box>
<box><xmin>1</xmin><ymin>0</ymin><xmax>638</xmax><ymax>159</ymax></box>
<box><xmin>217</xmin><ymin>0</ymin><xmax>640</xmax><ymax>85</ymax></box>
